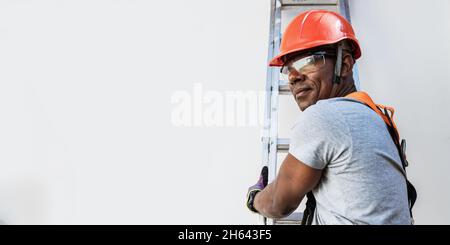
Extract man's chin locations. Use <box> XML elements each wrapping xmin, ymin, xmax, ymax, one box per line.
<box><xmin>297</xmin><ymin>102</ymin><xmax>310</xmax><ymax>111</ymax></box>
<box><xmin>297</xmin><ymin>100</ymin><xmax>316</xmax><ymax>111</ymax></box>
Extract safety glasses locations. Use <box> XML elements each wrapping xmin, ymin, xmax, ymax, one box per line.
<box><xmin>280</xmin><ymin>52</ymin><xmax>335</xmax><ymax>79</ymax></box>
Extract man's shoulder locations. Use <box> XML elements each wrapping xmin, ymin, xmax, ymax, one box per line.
<box><xmin>301</xmin><ymin>97</ymin><xmax>357</xmax><ymax>117</ymax></box>
<box><xmin>293</xmin><ymin>98</ymin><xmax>345</xmax><ymax>129</ymax></box>
<box><xmin>304</xmin><ymin>97</ymin><xmax>369</xmax><ymax>118</ymax></box>
<box><xmin>315</xmin><ymin>97</ymin><xmax>364</xmax><ymax>109</ymax></box>
<box><xmin>294</xmin><ymin>97</ymin><xmax>370</xmax><ymax>131</ymax></box>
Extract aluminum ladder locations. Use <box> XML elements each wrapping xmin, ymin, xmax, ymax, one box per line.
<box><xmin>261</xmin><ymin>0</ymin><xmax>360</xmax><ymax>225</ymax></box>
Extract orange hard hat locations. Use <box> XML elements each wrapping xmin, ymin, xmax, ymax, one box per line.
<box><xmin>269</xmin><ymin>10</ymin><xmax>362</xmax><ymax>67</ymax></box>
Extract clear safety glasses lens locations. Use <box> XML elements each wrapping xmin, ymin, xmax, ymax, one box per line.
<box><xmin>280</xmin><ymin>53</ymin><xmax>327</xmax><ymax>80</ymax></box>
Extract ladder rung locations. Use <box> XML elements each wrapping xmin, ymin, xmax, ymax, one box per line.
<box><xmin>275</xmin><ymin>212</ymin><xmax>303</xmax><ymax>225</ymax></box>
<box><xmin>274</xmin><ymin>220</ymin><xmax>302</xmax><ymax>225</ymax></box>
<box><xmin>277</xmin><ymin>138</ymin><xmax>290</xmax><ymax>152</ymax></box>
<box><xmin>278</xmin><ymin>84</ymin><xmax>290</xmax><ymax>95</ymax></box>
<box><xmin>281</xmin><ymin>0</ymin><xmax>338</xmax><ymax>6</ymax></box>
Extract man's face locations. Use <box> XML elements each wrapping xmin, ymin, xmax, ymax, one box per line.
<box><xmin>285</xmin><ymin>52</ymin><xmax>335</xmax><ymax>111</ymax></box>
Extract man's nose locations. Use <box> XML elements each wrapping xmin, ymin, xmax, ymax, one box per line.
<box><xmin>289</xmin><ymin>70</ymin><xmax>306</xmax><ymax>84</ymax></box>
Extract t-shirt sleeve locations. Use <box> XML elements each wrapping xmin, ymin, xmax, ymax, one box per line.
<box><xmin>288</xmin><ymin>105</ymin><xmax>352</xmax><ymax>170</ymax></box>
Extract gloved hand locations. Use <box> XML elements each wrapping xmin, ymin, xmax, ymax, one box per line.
<box><xmin>246</xmin><ymin>166</ymin><xmax>268</xmax><ymax>213</ymax></box>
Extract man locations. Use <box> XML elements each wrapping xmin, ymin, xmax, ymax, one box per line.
<box><xmin>246</xmin><ymin>10</ymin><xmax>414</xmax><ymax>225</ymax></box>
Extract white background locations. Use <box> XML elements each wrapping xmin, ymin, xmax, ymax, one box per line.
<box><xmin>0</xmin><ymin>0</ymin><xmax>449</xmax><ymax>224</ymax></box>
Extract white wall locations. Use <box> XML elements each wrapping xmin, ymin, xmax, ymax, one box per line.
<box><xmin>0</xmin><ymin>0</ymin><xmax>270</xmax><ymax>224</ymax></box>
<box><xmin>0</xmin><ymin>0</ymin><xmax>449</xmax><ymax>225</ymax></box>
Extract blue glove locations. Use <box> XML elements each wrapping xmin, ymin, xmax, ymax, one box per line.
<box><xmin>246</xmin><ymin>166</ymin><xmax>268</xmax><ymax>213</ymax></box>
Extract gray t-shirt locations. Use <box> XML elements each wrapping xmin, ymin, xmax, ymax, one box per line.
<box><xmin>289</xmin><ymin>97</ymin><xmax>412</xmax><ymax>225</ymax></box>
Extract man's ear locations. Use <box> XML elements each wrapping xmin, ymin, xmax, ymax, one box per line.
<box><xmin>340</xmin><ymin>53</ymin><xmax>354</xmax><ymax>78</ymax></box>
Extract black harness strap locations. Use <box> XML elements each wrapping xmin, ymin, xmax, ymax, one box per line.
<box><xmin>382</xmin><ymin>107</ymin><xmax>417</xmax><ymax>219</ymax></box>
<box><xmin>301</xmin><ymin>192</ymin><xmax>316</xmax><ymax>225</ymax></box>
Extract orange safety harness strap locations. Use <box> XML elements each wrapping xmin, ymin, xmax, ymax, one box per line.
<box><xmin>346</xmin><ymin>91</ymin><xmax>400</xmax><ymax>140</ymax></box>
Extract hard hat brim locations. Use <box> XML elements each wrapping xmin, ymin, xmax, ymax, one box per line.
<box><xmin>269</xmin><ymin>37</ymin><xmax>361</xmax><ymax>67</ymax></box>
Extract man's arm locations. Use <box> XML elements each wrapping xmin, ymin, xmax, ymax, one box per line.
<box><xmin>253</xmin><ymin>153</ymin><xmax>322</xmax><ymax>218</ymax></box>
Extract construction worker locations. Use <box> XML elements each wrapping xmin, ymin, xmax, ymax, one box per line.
<box><xmin>246</xmin><ymin>10</ymin><xmax>416</xmax><ymax>225</ymax></box>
